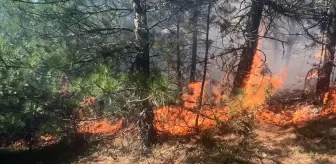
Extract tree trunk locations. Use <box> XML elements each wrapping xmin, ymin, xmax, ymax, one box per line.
<box><xmin>284</xmin><ymin>37</ymin><xmax>295</xmax><ymax>67</ymax></box>
<box><xmin>195</xmin><ymin>0</ymin><xmax>212</xmax><ymax>131</ymax></box>
<box><xmin>284</xmin><ymin>25</ymin><xmax>299</xmax><ymax>67</ymax></box>
<box><xmin>190</xmin><ymin>2</ymin><xmax>198</xmax><ymax>83</ymax></box>
<box><xmin>316</xmin><ymin>7</ymin><xmax>336</xmax><ymax>104</ymax></box>
<box><xmin>132</xmin><ymin>0</ymin><xmax>156</xmax><ymax>148</ymax></box>
<box><xmin>176</xmin><ymin>11</ymin><xmax>183</xmax><ymax>98</ymax></box>
<box><xmin>231</xmin><ymin>0</ymin><xmax>264</xmax><ymax>96</ymax></box>
<box><xmin>316</xmin><ymin>37</ymin><xmax>336</xmax><ymax>103</ymax></box>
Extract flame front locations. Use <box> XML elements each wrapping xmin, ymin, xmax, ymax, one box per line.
<box><xmin>155</xmin><ymin>81</ymin><xmax>231</xmax><ymax>135</ymax></box>
<box><xmin>78</xmin><ymin>120</ymin><xmax>122</xmax><ymax>135</ymax></box>
<box><xmin>155</xmin><ymin>105</ymin><xmax>230</xmax><ymax>135</ymax></box>
<box><xmin>75</xmin><ymin>29</ymin><xmax>336</xmax><ymax>137</ymax></box>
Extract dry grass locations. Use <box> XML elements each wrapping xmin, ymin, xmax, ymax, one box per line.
<box><xmin>1</xmin><ymin>90</ymin><xmax>336</xmax><ymax>164</ymax></box>
<box><xmin>1</xmin><ymin>114</ymin><xmax>335</xmax><ymax>164</ymax></box>
<box><xmin>72</xmin><ymin>113</ymin><xmax>335</xmax><ymax>164</ymax></box>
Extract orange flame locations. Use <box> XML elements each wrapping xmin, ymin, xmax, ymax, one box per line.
<box><xmin>256</xmin><ymin>105</ymin><xmax>336</xmax><ymax>126</ymax></box>
<box><xmin>307</xmin><ymin>69</ymin><xmax>318</xmax><ymax>79</ymax></box>
<box><xmin>323</xmin><ymin>92</ymin><xmax>329</xmax><ymax>104</ymax></box>
<box><xmin>154</xmin><ymin>27</ymin><xmax>287</xmax><ymax>135</ymax></box>
<box><xmin>315</xmin><ymin>49</ymin><xmax>327</xmax><ymax>59</ymax></box>
<box><xmin>155</xmin><ymin>106</ymin><xmax>229</xmax><ymax>135</ymax></box>
<box><xmin>69</xmin><ymin>28</ymin><xmax>335</xmax><ymax>138</ymax></box>
<box><xmin>78</xmin><ymin>120</ymin><xmax>122</xmax><ymax>135</ymax></box>
<box><xmin>243</xmin><ymin>36</ymin><xmax>285</xmax><ymax>108</ymax></box>
<box><xmin>182</xmin><ymin>82</ymin><xmax>207</xmax><ymax>108</ymax></box>
<box><xmin>155</xmin><ymin>81</ymin><xmax>231</xmax><ymax>135</ymax></box>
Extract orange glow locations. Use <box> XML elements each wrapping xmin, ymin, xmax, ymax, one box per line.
<box><xmin>256</xmin><ymin>106</ymin><xmax>336</xmax><ymax>126</ymax></box>
<box><xmin>323</xmin><ymin>92</ymin><xmax>329</xmax><ymax>104</ymax></box>
<box><xmin>155</xmin><ymin>106</ymin><xmax>230</xmax><ymax>135</ymax></box>
<box><xmin>61</xmin><ymin>28</ymin><xmax>335</xmax><ymax>138</ymax></box>
<box><xmin>315</xmin><ymin>49</ymin><xmax>327</xmax><ymax>59</ymax></box>
<box><xmin>308</xmin><ymin>70</ymin><xmax>318</xmax><ymax>79</ymax></box>
<box><xmin>256</xmin><ymin>87</ymin><xmax>336</xmax><ymax>126</ymax></box>
<box><xmin>243</xmin><ymin>36</ymin><xmax>285</xmax><ymax>108</ymax></box>
<box><xmin>78</xmin><ymin>120</ymin><xmax>122</xmax><ymax>135</ymax></box>
<box><xmin>182</xmin><ymin>82</ymin><xmax>207</xmax><ymax>108</ymax></box>
<box><xmin>153</xmin><ymin>27</ymin><xmax>287</xmax><ymax>135</ymax></box>
<box><xmin>255</xmin><ymin>109</ymin><xmax>308</xmax><ymax>125</ymax></box>
<box><xmin>155</xmin><ymin>81</ymin><xmax>231</xmax><ymax>135</ymax></box>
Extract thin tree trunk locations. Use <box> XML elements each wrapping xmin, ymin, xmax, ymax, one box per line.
<box><xmin>284</xmin><ymin>26</ymin><xmax>298</xmax><ymax>67</ymax></box>
<box><xmin>231</xmin><ymin>0</ymin><xmax>264</xmax><ymax>96</ymax></box>
<box><xmin>176</xmin><ymin>12</ymin><xmax>183</xmax><ymax>98</ymax></box>
<box><xmin>195</xmin><ymin>0</ymin><xmax>212</xmax><ymax>131</ymax></box>
<box><xmin>132</xmin><ymin>0</ymin><xmax>156</xmax><ymax>148</ymax></box>
<box><xmin>190</xmin><ymin>2</ymin><xmax>198</xmax><ymax>83</ymax></box>
<box><xmin>284</xmin><ymin>43</ymin><xmax>293</xmax><ymax>66</ymax></box>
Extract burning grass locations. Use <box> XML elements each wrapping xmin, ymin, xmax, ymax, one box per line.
<box><xmin>75</xmin><ymin>47</ymin><xmax>335</xmax><ymax>137</ymax></box>
<box><xmin>154</xmin><ymin>106</ymin><xmax>231</xmax><ymax>135</ymax></box>
<box><xmin>78</xmin><ymin>120</ymin><xmax>122</xmax><ymax>135</ymax></box>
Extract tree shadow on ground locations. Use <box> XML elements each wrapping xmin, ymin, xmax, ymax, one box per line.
<box><xmin>0</xmin><ymin>134</ymin><xmax>94</xmax><ymax>164</ymax></box>
<box><xmin>287</xmin><ymin>114</ymin><xmax>336</xmax><ymax>155</ymax></box>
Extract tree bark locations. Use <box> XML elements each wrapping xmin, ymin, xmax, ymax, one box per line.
<box><xmin>231</xmin><ymin>0</ymin><xmax>264</xmax><ymax>96</ymax></box>
<box><xmin>316</xmin><ymin>5</ymin><xmax>336</xmax><ymax>104</ymax></box>
<box><xmin>176</xmin><ymin>11</ymin><xmax>183</xmax><ymax>98</ymax></box>
<box><xmin>132</xmin><ymin>0</ymin><xmax>156</xmax><ymax>148</ymax></box>
<box><xmin>316</xmin><ymin>34</ymin><xmax>336</xmax><ymax>103</ymax></box>
<box><xmin>190</xmin><ymin>1</ymin><xmax>198</xmax><ymax>83</ymax></box>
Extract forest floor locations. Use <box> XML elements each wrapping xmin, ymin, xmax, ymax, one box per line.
<box><xmin>1</xmin><ymin>114</ymin><xmax>335</xmax><ymax>164</ymax></box>
<box><xmin>74</xmin><ymin>115</ymin><xmax>336</xmax><ymax>164</ymax></box>
<box><xmin>1</xmin><ymin>90</ymin><xmax>336</xmax><ymax>164</ymax></box>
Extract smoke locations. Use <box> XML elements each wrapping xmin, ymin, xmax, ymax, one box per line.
<box><xmin>263</xmin><ymin>20</ymin><xmax>320</xmax><ymax>90</ymax></box>
<box><xmin>207</xmin><ymin>19</ymin><xmax>321</xmax><ymax>92</ymax></box>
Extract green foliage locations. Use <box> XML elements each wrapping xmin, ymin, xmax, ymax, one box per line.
<box><xmin>0</xmin><ymin>34</ymin><xmax>72</xmax><ymax>139</ymax></box>
<box><xmin>70</xmin><ymin>65</ymin><xmax>121</xmax><ymax>99</ymax></box>
<box><xmin>69</xmin><ymin>65</ymin><xmax>174</xmax><ymax>115</ymax></box>
<box><xmin>0</xmin><ymin>0</ymin><xmax>182</xmax><ymax>147</ymax></box>
<box><xmin>148</xmin><ymin>68</ymin><xmax>174</xmax><ymax>106</ymax></box>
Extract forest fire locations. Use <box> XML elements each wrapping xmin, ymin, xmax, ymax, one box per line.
<box><xmin>78</xmin><ymin>120</ymin><xmax>122</xmax><ymax>135</ymax></box>
<box><xmin>74</xmin><ymin>27</ymin><xmax>335</xmax><ymax>136</ymax></box>
<box><xmin>243</xmin><ymin>40</ymin><xmax>285</xmax><ymax>108</ymax></box>
<box><xmin>76</xmin><ymin>38</ymin><xmax>336</xmax><ymax>138</ymax></box>
<box><xmin>155</xmin><ymin>81</ymin><xmax>231</xmax><ymax>135</ymax></box>
<box><xmin>154</xmin><ymin>105</ymin><xmax>230</xmax><ymax>135</ymax></box>
<box><xmin>154</xmin><ymin>41</ymin><xmax>286</xmax><ymax>135</ymax></box>
<box><xmin>165</xmin><ymin>39</ymin><xmax>332</xmax><ymax>133</ymax></box>
<box><xmin>3</xmin><ymin>1</ymin><xmax>336</xmax><ymax>163</ymax></box>
<box><xmin>315</xmin><ymin>49</ymin><xmax>327</xmax><ymax>59</ymax></box>
<box><xmin>77</xmin><ymin>39</ymin><xmax>335</xmax><ymax>137</ymax></box>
